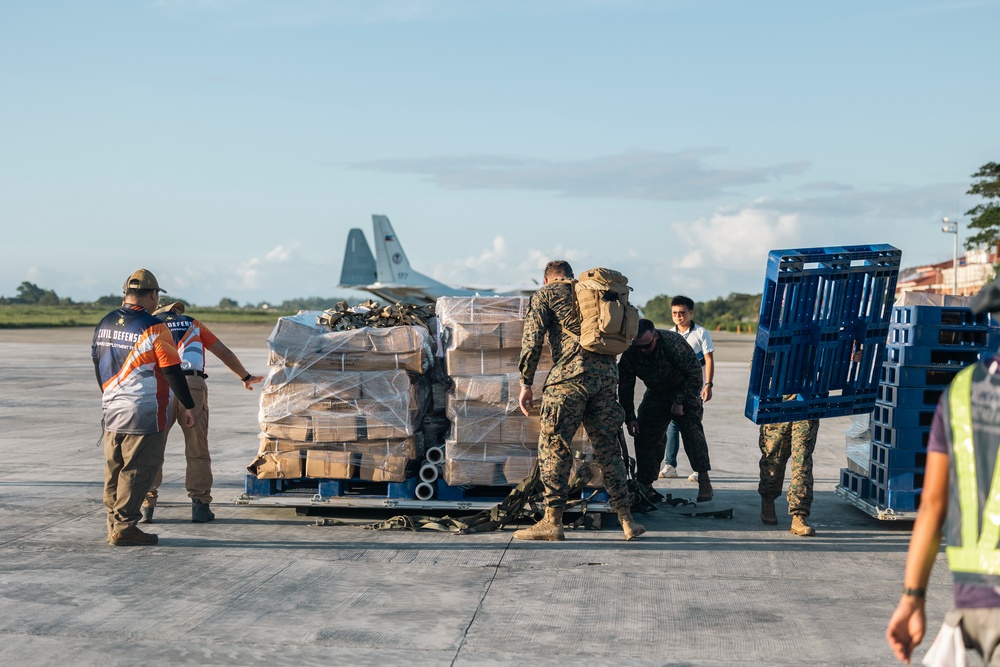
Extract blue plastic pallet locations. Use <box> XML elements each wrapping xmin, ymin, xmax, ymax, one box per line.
<box><xmin>870</xmin><ymin>485</ymin><xmax>921</xmax><ymax>512</ymax></box>
<box><xmin>892</xmin><ymin>305</ymin><xmax>993</xmax><ymax>327</ymax></box>
<box><xmin>746</xmin><ymin>244</ymin><xmax>900</xmax><ymax>424</ymax></box>
<box><xmin>870</xmin><ymin>443</ymin><xmax>927</xmax><ymax>470</ymax></box>
<box><xmin>869</xmin><ymin>464</ymin><xmax>924</xmax><ymax>491</ymax></box>
<box><xmin>877</xmin><ymin>385</ymin><xmax>944</xmax><ymax>409</ymax></box>
<box><xmin>839</xmin><ymin>468</ymin><xmax>872</xmax><ymax>499</ymax></box>
<box><xmin>884</xmin><ymin>343</ymin><xmax>983</xmax><ymax>367</ymax></box>
<box><xmin>888</xmin><ymin>322</ymin><xmax>1000</xmax><ymax>349</ymax></box>
<box><xmin>880</xmin><ymin>363</ymin><xmax>961</xmax><ymax>389</ymax></box>
<box><xmin>872</xmin><ymin>423</ymin><xmax>930</xmax><ymax>450</ymax></box>
<box><xmin>873</xmin><ymin>403</ymin><xmax>936</xmax><ymax>431</ymax></box>
<box><xmin>244</xmin><ymin>474</ymin><xmax>418</xmax><ymax>500</ymax></box>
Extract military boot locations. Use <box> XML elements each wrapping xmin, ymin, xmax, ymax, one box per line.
<box><xmin>790</xmin><ymin>515</ymin><xmax>815</xmax><ymax>536</ymax></box>
<box><xmin>192</xmin><ymin>500</ymin><xmax>216</xmax><ymax>523</ymax></box>
<box><xmin>139</xmin><ymin>504</ymin><xmax>154</xmax><ymax>524</ymax></box>
<box><xmin>109</xmin><ymin>526</ymin><xmax>158</xmax><ymax>547</ymax></box>
<box><xmin>696</xmin><ymin>471</ymin><xmax>714</xmax><ymax>503</ymax></box>
<box><xmin>513</xmin><ymin>507</ymin><xmax>565</xmax><ymax>541</ymax></box>
<box><xmin>617</xmin><ymin>509</ymin><xmax>646</xmax><ymax>541</ymax></box>
<box><xmin>760</xmin><ymin>498</ymin><xmax>777</xmax><ymax>525</ymax></box>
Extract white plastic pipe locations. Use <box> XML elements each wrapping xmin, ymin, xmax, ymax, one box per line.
<box><xmin>425</xmin><ymin>446</ymin><xmax>445</xmax><ymax>465</ymax></box>
<box><xmin>415</xmin><ymin>481</ymin><xmax>435</xmax><ymax>500</ymax></box>
<box><xmin>419</xmin><ymin>463</ymin><xmax>440</xmax><ymax>483</ymax></box>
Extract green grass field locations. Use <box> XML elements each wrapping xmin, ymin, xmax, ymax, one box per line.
<box><xmin>0</xmin><ymin>305</ymin><xmax>297</xmax><ymax>328</ymax></box>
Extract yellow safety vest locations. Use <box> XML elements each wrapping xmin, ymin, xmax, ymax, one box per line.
<box><xmin>946</xmin><ymin>365</ymin><xmax>1000</xmax><ymax>576</ymax></box>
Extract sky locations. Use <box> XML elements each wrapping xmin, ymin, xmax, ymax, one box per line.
<box><xmin>1</xmin><ymin>0</ymin><xmax>998</xmax><ymax>307</ymax></box>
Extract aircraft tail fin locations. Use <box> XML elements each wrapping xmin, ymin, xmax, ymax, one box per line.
<box><xmin>372</xmin><ymin>214</ymin><xmax>418</xmax><ymax>284</ymax></box>
<box><xmin>339</xmin><ymin>228</ymin><xmax>377</xmax><ymax>287</ymax></box>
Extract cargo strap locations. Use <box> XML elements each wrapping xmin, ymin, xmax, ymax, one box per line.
<box><xmin>365</xmin><ymin>454</ymin><xmax>607</xmax><ymax>534</ymax></box>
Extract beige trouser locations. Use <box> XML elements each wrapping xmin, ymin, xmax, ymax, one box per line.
<box><xmin>144</xmin><ymin>375</ymin><xmax>213</xmax><ymax>505</ymax></box>
<box><xmin>104</xmin><ymin>430</ymin><xmax>167</xmax><ymax>535</ymax></box>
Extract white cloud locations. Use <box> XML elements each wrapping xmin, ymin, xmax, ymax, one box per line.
<box><xmin>674</xmin><ymin>207</ymin><xmax>801</xmax><ymax>272</ymax></box>
<box><xmin>265</xmin><ymin>243</ymin><xmax>299</xmax><ymax>262</ymax></box>
<box><xmin>351</xmin><ymin>150</ymin><xmax>809</xmax><ymax>202</ymax></box>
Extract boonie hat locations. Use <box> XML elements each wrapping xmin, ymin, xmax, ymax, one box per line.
<box><xmin>123</xmin><ymin>268</ymin><xmax>166</xmax><ymax>294</ymax></box>
<box><xmin>153</xmin><ymin>301</ymin><xmax>185</xmax><ymax>317</ymax></box>
<box><xmin>971</xmin><ymin>277</ymin><xmax>1000</xmax><ymax>314</ymax></box>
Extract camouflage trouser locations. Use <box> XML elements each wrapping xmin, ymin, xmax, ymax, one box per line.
<box><xmin>537</xmin><ymin>373</ymin><xmax>632</xmax><ymax>511</ymax></box>
<box><xmin>634</xmin><ymin>391</ymin><xmax>711</xmax><ymax>486</ymax></box>
<box><xmin>758</xmin><ymin>420</ymin><xmax>819</xmax><ymax>516</ymax></box>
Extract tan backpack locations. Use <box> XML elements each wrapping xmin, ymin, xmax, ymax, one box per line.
<box><xmin>563</xmin><ymin>267</ymin><xmax>640</xmax><ymax>355</ymax></box>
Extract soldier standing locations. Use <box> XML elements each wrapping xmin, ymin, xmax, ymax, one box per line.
<box><xmin>618</xmin><ymin>318</ymin><xmax>715</xmax><ymax>502</ymax></box>
<box><xmin>516</xmin><ymin>260</ymin><xmax>644</xmax><ymax>541</ymax></box>
<box><xmin>758</xmin><ymin>415</ymin><xmax>819</xmax><ymax>536</ymax></box>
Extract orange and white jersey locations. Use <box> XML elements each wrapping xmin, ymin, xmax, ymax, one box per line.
<box><xmin>92</xmin><ymin>305</ymin><xmax>182</xmax><ymax>434</ymax></box>
<box><xmin>158</xmin><ymin>313</ymin><xmax>219</xmax><ymax>373</ymax></box>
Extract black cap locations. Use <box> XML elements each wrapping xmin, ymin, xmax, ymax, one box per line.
<box><xmin>971</xmin><ymin>278</ymin><xmax>1000</xmax><ymax>314</ymax></box>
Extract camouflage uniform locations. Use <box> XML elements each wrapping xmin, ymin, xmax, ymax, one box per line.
<box><xmin>758</xmin><ymin>419</ymin><xmax>819</xmax><ymax>517</ymax></box>
<box><xmin>618</xmin><ymin>330</ymin><xmax>711</xmax><ymax>486</ymax></box>
<box><xmin>518</xmin><ymin>280</ymin><xmax>632</xmax><ymax>511</ymax></box>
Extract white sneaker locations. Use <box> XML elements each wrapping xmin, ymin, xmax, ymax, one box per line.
<box><xmin>659</xmin><ymin>465</ymin><xmax>678</xmax><ymax>479</ymax></box>
<box><xmin>688</xmin><ymin>472</ymin><xmax>699</xmax><ymax>482</ymax></box>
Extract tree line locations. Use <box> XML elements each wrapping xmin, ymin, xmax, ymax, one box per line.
<box><xmin>642</xmin><ymin>293</ymin><xmax>762</xmax><ymax>332</ymax></box>
<box><xmin>0</xmin><ymin>282</ymin><xmax>348</xmax><ymax>312</ymax></box>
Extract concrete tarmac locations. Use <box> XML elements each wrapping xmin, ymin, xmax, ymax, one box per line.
<box><xmin>0</xmin><ymin>327</ymin><xmax>974</xmax><ymax>666</ymax></box>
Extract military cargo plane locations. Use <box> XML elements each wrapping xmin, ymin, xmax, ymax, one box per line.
<box><xmin>338</xmin><ymin>215</ymin><xmax>536</xmax><ymax>305</ymax></box>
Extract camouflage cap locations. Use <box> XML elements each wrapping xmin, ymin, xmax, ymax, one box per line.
<box><xmin>123</xmin><ymin>268</ymin><xmax>166</xmax><ymax>294</ymax></box>
<box><xmin>971</xmin><ymin>277</ymin><xmax>1000</xmax><ymax>314</ymax></box>
<box><xmin>153</xmin><ymin>301</ymin><xmax>185</xmax><ymax>317</ymax></box>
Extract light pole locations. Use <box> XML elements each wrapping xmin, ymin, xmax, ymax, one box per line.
<box><xmin>942</xmin><ymin>216</ymin><xmax>959</xmax><ymax>295</ymax></box>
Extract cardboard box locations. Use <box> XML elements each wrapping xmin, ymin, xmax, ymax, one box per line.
<box><xmin>443</xmin><ymin>459</ymin><xmax>502</xmax><ymax>486</ymax></box>
<box><xmin>502</xmin><ymin>415</ymin><xmax>542</xmax><ymax>444</ymax></box>
<box><xmin>359</xmin><ymin>369</ymin><xmax>412</xmax><ymax>400</ymax></box>
<box><xmin>445</xmin><ymin>440</ymin><xmax>534</xmax><ymax>460</ymax></box>
<box><xmin>247</xmin><ymin>451</ymin><xmax>304</xmax><ymax>479</ymax></box>
<box><xmin>446</xmin><ymin>349</ymin><xmax>520</xmax><ymax>376</ymax></box>
<box><xmin>307</xmin><ymin>350</ymin><xmax>424</xmax><ymax>374</ymax></box>
<box><xmin>437</xmin><ymin>296</ymin><xmax>531</xmax><ymax>325</ymax></box>
<box><xmin>451</xmin><ymin>375</ymin><xmax>509</xmax><ymax>404</ymax></box>
<box><xmin>356</xmin><ymin>454</ymin><xmax>409</xmax><ymax>482</ymax></box>
<box><xmin>449</xmin><ymin>323</ymin><xmax>503</xmax><ymax>350</ymax></box>
<box><xmin>503</xmin><ymin>455</ymin><xmax>538</xmax><ymax>484</ymax></box>
<box><xmin>311</xmin><ymin>414</ymin><xmax>360</xmax><ymax>442</ymax></box>
<box><xmin>349</xmin><ymin>436</ymin><xmax>421</xmax><ymax>460</ymax></box>
<box><xmin>260</xmin><ymin>416</ymin><xmax>310</xmax><ymax>441</ymax></box>
<box><xmin>305</xmin><ymin>450</ymin><xmax>355</xmax><ymax>479</ymax></box>
<box><xmin>450</xmin><ymin>414</ymin><xmax>505</xmax><ymax>444</ymax></box>
<box><xmin>259</xmin><ymin>437</ymin><xmax>306</xmax><ymax>453</ymax></box>
<box><xmin>500</xmin><ymin>321</ymin><xmax>525</xmax><ymax>348</ymax></box>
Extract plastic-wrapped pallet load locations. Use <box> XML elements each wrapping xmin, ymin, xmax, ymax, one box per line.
<box><xmin>247</xmin><ymin>311</ymin><xmax>431</xmax><ymax>482</ymax></box>
<box><xmin>438</xmin><ymin>297</ymin><xmax>597</xmax><ymax>487</ymax></box>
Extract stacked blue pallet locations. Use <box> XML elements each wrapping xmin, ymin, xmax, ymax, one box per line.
<box><xmin>746</xmin><ymin>244</ymin><xmax>901</xmax><ymax>424</ymax></box>
<box><xmin>854</xmin><ymin>304</ymin><xmax>1000</xmax><ymax>512</ymax></box>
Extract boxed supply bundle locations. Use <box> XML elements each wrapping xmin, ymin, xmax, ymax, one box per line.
<box><xmin>249</xmin><ymin>311</ymin><xmax>432</xmax><ymax>480</ymax></box>
<box><xmin>439</xmin><ymin>296</ymin><xmax>582</xmax><ymax>487</ymax></box>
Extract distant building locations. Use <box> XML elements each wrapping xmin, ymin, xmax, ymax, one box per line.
<box><xmin>895</xmin><ymin>245</ymin><xmax>999</xmax><ymax>298</ymax></box>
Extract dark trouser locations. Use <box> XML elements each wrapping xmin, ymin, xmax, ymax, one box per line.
<box><xmin>634</xmin><ymin>391</ymin><xmax>711</xmax><ymax>486</ymax></box>
<box><xmin>104</xmin><ymin>430</ymin><xmax>167</xmax><ymax>535</ymax></box>
<box><xmin>758</xmin><ymin>420</ymin><xmax>818</xmax><ymax>516</ymax></box>
<box><xmin>537</xmin><ymin>373</ymin><xmax>632</xmax><ymax>511</ymax></box>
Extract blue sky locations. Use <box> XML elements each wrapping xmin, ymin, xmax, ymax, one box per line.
<box><xmin>1</xmin><ymin>0</ymin><xmax>997</xmax><ymax>307</ymax></box>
